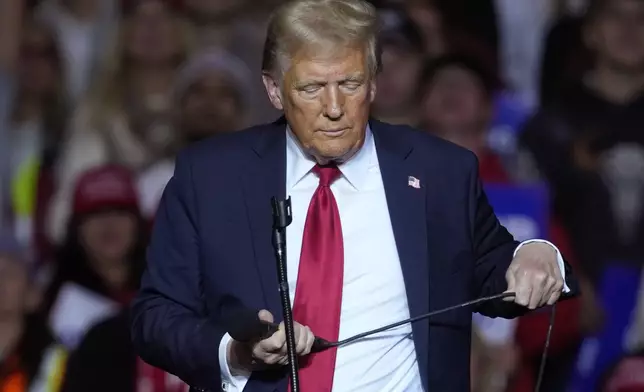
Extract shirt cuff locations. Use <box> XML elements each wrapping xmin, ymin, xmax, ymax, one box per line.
<box><xmin>514</xmin><ymin>239</ymin><xmax>570</xmax><ymax>293</ymax></box>
<box><xmin>218</xmin><ymin>333</ymin><xmax>251</xmax><ymax>392</ymax></box>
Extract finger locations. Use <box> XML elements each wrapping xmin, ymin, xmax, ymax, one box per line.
<box><xmin>504</xmin><ymin>269</ymin><xmax>517</xmax><ymax>301</ymax></box>
<box><xmin>547</xmin><ymin>279</ymin><xmax>562</xmax><ymax>305</ymax></box>
<box><xmin>528</xmin><ymin>272</ymin><xmax>547</xmax><ymax>309</ymax></box>
<box><xmin>539</xmin><ymin>276</ymin><xmax>557</xmax><ymax>307</ymax></box>
<box><xmin>258</xmin><ymin>309</ymin><xmax>274</xmax><ymax>324</ymax></box>
<box><xmin>258</xmin><ymin>327</ymin><xmax>286</xmax><ymax>353</ymax></box>
<box><xmin>295</xmin><ymin>325</ymin><xmax>308</xmax><ymax>355</ymax></box>
<box><xmin>303</xmin><ymin>327</ymin><xmax>315</xmax><ymax>356</ymax></box>
<box><xmin>547</xmin><ymin>290</ymin><xmax>560</xmax><ymax>306</ymax></box>
<box><xmin>263</xmin><ymin>352</ymin><xmax>285</xmax><ymax>365</ymax></box>
<box><xmin>276</xmin><ymin>355</ymin><xmax>289</xmax><ymax>366</ymax></box>
<box><xmin>514</xmin><ymin>272</ymin><xmax>532</xmax><ymax>307</ymax></box>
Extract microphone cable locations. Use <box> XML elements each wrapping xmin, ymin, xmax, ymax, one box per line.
<box><xmin>322</xmin><ymin>292</ymin><xmax>556</xmax><ymax>392</ymax></box>
<box><xmin>227</xmin><ymin>291</ymin><xmax>556</xmax><ymax>392</ymax></box>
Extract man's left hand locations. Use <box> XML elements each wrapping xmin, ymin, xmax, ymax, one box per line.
<box><xmin>505</xmin><ymin>242</ymin><xmax>564</xmax><ymax>309</ymax></box>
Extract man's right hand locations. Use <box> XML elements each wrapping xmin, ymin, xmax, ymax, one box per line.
<box><xmin>227</xmin><ymin>309</ymin><xmax>315</xmax><ymax>374</ymax></box>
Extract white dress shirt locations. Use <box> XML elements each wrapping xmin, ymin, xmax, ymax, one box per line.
<box><xmin>218</xmin><ymin>127</ymin><xmax>568</xmax><ymax>392</ymax></box>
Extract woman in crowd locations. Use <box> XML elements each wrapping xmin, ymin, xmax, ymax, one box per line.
<box><xmin>41</xmin><ymin>165</ymin><xmax>147</xmax><ymax>350</ymax></box>
<box><xmin>0</xmin><ymin>229</ymin><xmax>66</xmax><ymax>392</ymax></box>
<box><xmin>47</xmin><ymin>0</ymin><xmax>192</xmax><ymax>245</ymax></box>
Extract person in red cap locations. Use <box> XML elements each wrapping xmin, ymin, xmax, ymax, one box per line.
<box><xmin>57</xmin><ymin>165</ymin><xmax>190</xmax><ymax>391</ymax></box>
<box><xmin>41</xmin><ymin>165</ymin><xmax>148</xmax><ymax>351</ymax></box>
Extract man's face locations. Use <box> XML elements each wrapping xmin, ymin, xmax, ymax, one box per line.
<box><xmin>181</xmin><ymin>71</ymin><xmax>243</xmax><ymax>140</ymax></box>
<box><xmin>0</xmin><ymin>256</ymin><xmax>29</xmax><ymax>319</ymax></box>
<box><xmin>586</xmin><ymin>0</ymin><xmax>644</xmax><ymax>70</ymax></box>
<box><xmin>263</xmin><ymin>47</ymin><xmax>375</xmax><ymax>163</ymax></box>
<box><xmin>373</xmin><ymin>45</ymin><xmax>423</xmax><ymax>116</ymax></box>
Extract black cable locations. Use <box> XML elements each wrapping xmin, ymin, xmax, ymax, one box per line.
<box><xmin>534</xmin><ymin>304</ymin><xmax>556</xmax><ymax>392</ymax></box>
<box><xmin>334</xmin><ymin>292</ymin><xmax>516</xmax><ymax>347</ymax></box>
<box><xmin>228</xmin><ymin>290</ymin><xmax>557</xmax><ymax>392</ymax></box>
<box><xmin>330</xmin><ymin>291</ymin><xmax>554</xmax><ymax>392</ymax></box>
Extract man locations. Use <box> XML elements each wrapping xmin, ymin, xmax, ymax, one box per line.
<box><xmin>371</xmin><ymin>7</ymin><xmax>425</xmax><ymax>125</ymax></box>
<box><xmin>131</xmin><ymin>1</ymin><xmax>577</xmax><ymax>391</ymax></box>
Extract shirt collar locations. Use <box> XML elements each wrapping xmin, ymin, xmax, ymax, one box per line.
<box><xmin>286</xmin><ymin>125</ymin><xmax>375</xmax><ymax>191</ymax></box>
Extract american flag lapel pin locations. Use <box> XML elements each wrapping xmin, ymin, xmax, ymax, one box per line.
<box><xmin>408</xmin><ymin>176</ymin><xmax>421</xmax><ymax>189</ymax></box>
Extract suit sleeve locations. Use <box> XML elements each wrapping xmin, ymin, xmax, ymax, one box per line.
<box><xmin>465</xmin><ymin>154</ymin><xmax>578</xmax><ymax>318</ymax></box>
<box><xmin>130</xmin><ymin>151</ymin><xmax>225</xmax><ymax>390</ymax></box>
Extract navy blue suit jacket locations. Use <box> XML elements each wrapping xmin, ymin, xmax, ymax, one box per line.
<box><xmin>131</xmin><ymin>118</ymin><xmax>576</xmax><ymax>392</ymax></box>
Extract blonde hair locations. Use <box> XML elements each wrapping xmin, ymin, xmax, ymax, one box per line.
<box><xmin>262</xmin><ymin>0</ymin><xmax>380</xmax><ymax>77</ymax></box>
<box><xmin>84</xmin><ymin>12</ymin><xmax>194</xmax><ymax>131</ymax></box>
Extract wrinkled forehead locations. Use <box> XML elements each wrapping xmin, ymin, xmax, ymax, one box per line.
<box><xmin>286</xmin><ymin>47</ymin><xmax>370</xmax><ymax>84</ymax></box>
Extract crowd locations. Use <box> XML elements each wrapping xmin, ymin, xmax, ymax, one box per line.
<box><xmin>0</xmin><ymin>0</ymin><xmax>643</xmax><ymax>391</ymax></box>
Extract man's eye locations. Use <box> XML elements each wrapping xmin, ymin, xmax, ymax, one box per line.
<box><xmin>342</xmin><ymin>83</ymin><xmax>360</xmax><ymax>91</ymax></box>
<box><xmin>302</xmin><ymin>86</ymin><xmax>321</xmax><ymax>94</ymax></box>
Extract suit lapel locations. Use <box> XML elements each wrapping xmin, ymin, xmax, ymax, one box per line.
<box><xmin>371</xmin><ymin>120</ymin><xmax>431</xmax><ymax>387</ymax></box>
<box><xmin>241</xmin><ymin>118</ymin><xmax>287</xmax><ymax>319</ymax></box>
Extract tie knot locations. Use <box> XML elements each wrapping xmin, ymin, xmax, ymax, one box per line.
<box><xmin>313</xmin><ymin>164</ymin><xmax>341</xmax><ymax>187</ymax></box>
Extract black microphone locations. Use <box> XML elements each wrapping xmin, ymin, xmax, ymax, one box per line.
<box><xmin>270</xmin><ymin>196</ymin><xmax>299</xmax><ymax>392</ymax></box>
<box><xmin>225</xmin><ymin>292</ymin><xmax>514</xmax><ymax>354</ymax></box>
<box><xmin>224</xmin><ymin>309</ymin><xmax>333</xmax><ymax>353</ymax></box>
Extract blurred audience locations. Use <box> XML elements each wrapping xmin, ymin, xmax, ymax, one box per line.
<box><xmin>372</xmin><ymin>7</ymin><xmax>425</xmax><ymax>126</ymax></box>
<box><xmin>420</xmin><ymin>55</ymin><xmax>508</xmax><ymax>182</ymax></box>
<box><xmin>184</xmin><ymin>0</ymin><xmax>280</xmax><ymax>124</ymax></box>
<box><xmin>61</xmin><ymin>310</ymin><xmax>189</xmax><ymax>392</ymax></box>
<box><xmin>521</xmin><ymin>0</ymin><xmax>644</xmax><ymax>284</ymax></box>
<box><xmin>43</xmin><ymin>165</ymin><xmax>146</xmax><ymax>350</ymax></box>
<box><xmin>47</xmin><ymin>0</ymin><xmax>191</xmax><ymax>245</ymax></box>
<box><xmin>404</xmin><ymin>0</ymin><xmax>446</xmax><ymax>58</ymax></box>
<box><xmin>35</xmin><ymin>0</ymin><xmax>117</xmax><ymax>103</ymax></box>
<box><xmin>0</xmin><ymin>229</ymin><xmax>66</xmax><ymax>392</ymax></box>
<box><xmin>2</xmin><ymin>0</ymin><xmax>644</xmax><ymax>390</ymax></box>
<box><xmin>138</xmin><ymin>48</ymin><xmax>252</xmax><ymax>219</ymax></box>
<box><xmin>598</xmin><ymin>349</ymin><xmax>644</xmax><ymax>392</ymax></box>
<box><xmin>7</xmin><ymin>18</ymin><xmax>68</xmax><ymax>252</ymax></box>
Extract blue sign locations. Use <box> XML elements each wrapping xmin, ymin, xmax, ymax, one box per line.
<box><xmin>567</xmin><ymin>263</ymin><xmax>643</xmax><ymax>392</ymax></box>
<box><xmin>484</xmin><ymin>183</ymin><xmax>549</xmax><ymax>241</ymax></box>
<box><xmin>488</xmin><ymin>93</ymin><xmax>531</xmax><ymax>158</ymax></box>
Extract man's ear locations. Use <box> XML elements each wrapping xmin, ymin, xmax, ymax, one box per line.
<box><xmin>262</xmin><ymin>72</ymin><xmax>284</xmax><ymax>110</ymax></box>
<box><xmin>369</xmin><ymin>79</ymin><xmax>377</xmax><ymax>103</ymax></box>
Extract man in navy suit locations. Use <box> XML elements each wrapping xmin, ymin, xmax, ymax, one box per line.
<box><xmin>131</xmin><ymin>0</ymin><xmax>577</xmax><ymax>391</ymax></box>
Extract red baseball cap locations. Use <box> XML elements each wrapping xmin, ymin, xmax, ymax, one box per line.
<box><xmin>72</xmin><ymin>165</ymin><xmax>140</xmax><ymax>216</ymax></box>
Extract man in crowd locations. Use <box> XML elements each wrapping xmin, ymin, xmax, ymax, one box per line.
<box><xmin>131</xmin><ymin>1</ymin><xmax>577</xmax><ymax>391</ymax></box>
<box><xmin>420</xmin><ymin>55</ymin><xmax>508</xmax><ymax>183</ymax></box>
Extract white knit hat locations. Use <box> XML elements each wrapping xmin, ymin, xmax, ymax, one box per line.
<box><xmin>174</xmin><ymin>48</ymin><xmax>253</xmax><ymax>107</ymax></box>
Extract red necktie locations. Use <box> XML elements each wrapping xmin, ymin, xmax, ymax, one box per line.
<box><xmin>290</xmin><ymin>164</ymin><xmax>344</xmax><ymax>392</ymax></box>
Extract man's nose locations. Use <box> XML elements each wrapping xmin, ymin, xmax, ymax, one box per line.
<box><xmin>322</xmin><ymin>85</ymin><xmax>344</xmax><ymax>120</ymax></box>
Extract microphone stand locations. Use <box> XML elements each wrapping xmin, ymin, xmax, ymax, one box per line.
<box><xmin>271</xmin><ymin>196</ymin><xmax>299</xmax><ymax>392</ymax></box>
